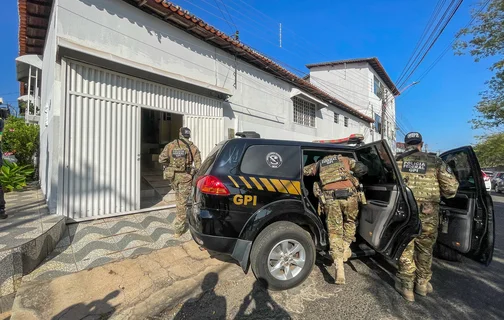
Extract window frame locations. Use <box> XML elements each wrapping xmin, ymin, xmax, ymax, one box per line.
<box><xmin>293</xmin><ymin>96</ymin><xmax>316</xmax><ymax>128</ymax></box>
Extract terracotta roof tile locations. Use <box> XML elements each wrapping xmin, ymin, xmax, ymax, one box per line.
<box><xmin>133</xmin><ymin>0</ymin><xmax>374</xmax><ymax>123</ymax></box>
<box><xmin>16</xmin><ymin>0</ymin><xmax>374</xmax><ymax>123</ymax></box>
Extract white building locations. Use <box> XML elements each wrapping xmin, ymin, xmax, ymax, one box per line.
<box><xmin>305</xmin><ymin>58</ymin><xmax>400</xmax><ymax>153</ymax></box>
<box><xmin>16</xmin><ymin>0</ymin><xmax>376</xmax><ymax>221</ymax></box>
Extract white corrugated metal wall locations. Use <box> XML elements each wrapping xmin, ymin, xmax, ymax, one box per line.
<box><xmin>62</xmin><ymin>60</ymin><xmax>224</xmax><ymax>219</ymax></box>
<box><xmin>184</xmin><ymin>115</ymin><xmax>225</xmax><ymax>160</ymax></box>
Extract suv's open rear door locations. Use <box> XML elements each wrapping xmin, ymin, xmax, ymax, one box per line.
<box><xmin>439</xmin><ymin>146</ymin><xmax>495</xmax><ymax>265</ymax></box>
<box><xmin>355</xmin><ymin>140</ymin><xmax>421</xmax><ymax>260</ymax></box>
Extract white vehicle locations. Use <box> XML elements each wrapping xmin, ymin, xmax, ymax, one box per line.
<box><xmin>482</xmin><ymin>171</ymin><xmax>492</xmax><ymax>192</ymax></box>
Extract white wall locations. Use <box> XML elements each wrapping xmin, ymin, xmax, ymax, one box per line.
<box><xmin>309</xmin><ymin>62</ymin><xmax>397</xmax><ymax>148</ymax></box>
<box><xmin>54</xmin><ymin>0</ymin><xmax>371</xmax><ymax>144</ymax></box>
<box><xmin>39</xmin><ymin>0</ymin><xmax>61</xmax><ymax>212</ymax></box>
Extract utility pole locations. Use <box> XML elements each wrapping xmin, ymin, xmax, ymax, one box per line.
<box><xmin>371</xmin><ymin>103</ymin><xmax>375</xmax><ymax>142</ymax></box>
<box><xmin>381</xmin><ymin>89</ymin><xmax>388</xmax><ymax>140</ymax></box>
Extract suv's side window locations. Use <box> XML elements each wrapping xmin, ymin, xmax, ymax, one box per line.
<box><xmin>241</xmin><ymin>145</ymin><xmax>300</xmax><ymax>179</ymax></box>
<box><xmin>356</xmin><ymin>143</ymin><xmax>396</xmax><ymax>184</ymax></box>
<box><xmin>441</xmin><ymin>150</ymin><xmax>475</xmax><ymax>190</ymax></box>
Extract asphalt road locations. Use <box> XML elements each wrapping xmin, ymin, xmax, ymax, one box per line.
<box><xmin>162</xmin><ymin>195</ymin><xmax>504</xmax><ymax>320</ymax></box>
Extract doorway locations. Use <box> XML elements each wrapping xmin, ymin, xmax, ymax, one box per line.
<box><xmin>140</xmin><ymin>109</ymin><xmax>183</xmax><ymax>209</ymax></box>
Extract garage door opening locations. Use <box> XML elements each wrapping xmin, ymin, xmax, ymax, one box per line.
<box><xmin>140</xmin><ymin>109</ymin><xmax>183</xmax><ymax>209</ymax></box>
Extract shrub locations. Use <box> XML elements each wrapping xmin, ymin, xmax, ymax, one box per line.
<box><xmin>2</xmin><ymin>116</ymin><xmax>39</xmax><ymax>166</ymax></box>
<box><xmin>0</xmin><ymin>160</ymin><xmax>34</xmax><ymax>192</ymax></box>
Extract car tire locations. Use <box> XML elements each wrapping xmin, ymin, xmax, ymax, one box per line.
<box><xmin>495</xmin><ymin>185</ymin><xmax>500</xmax><ymax>193</ymax></box>
<box><xmin>435</xmin><ymin>243</ymin><xmax>462</xmax><ymax>262</ymax></box>
<box><xmin>250</xmin><ymin>221</ymin><xmax>316</xmax><ymax>291</ymax></box>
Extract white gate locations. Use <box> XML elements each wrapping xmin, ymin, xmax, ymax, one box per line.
<box><xmin>61</xmin><ymin>60</ymin><xmax>224</xmax><ymax>220</ymax></box>
<box><xmin>184</xmin><ymin>115</ymin><xmax>225</xmax><ymax>161</ymax></box>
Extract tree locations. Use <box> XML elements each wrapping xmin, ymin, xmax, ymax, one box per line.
<box><xmin>2</xmin><ymin>116</ymin><xmax>39</xmax><ymax>166</ymax></box>
<box><xmin>453</xmin><ymin>0</ymin><xmax>504</xmax><ymax>130</ymax></box>
<box><xmin>474</xmin><ymin>133</ymin><xmax>504</xmax><ymax>167</ymax></box>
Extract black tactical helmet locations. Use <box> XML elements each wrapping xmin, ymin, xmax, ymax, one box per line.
<box><xmin>180</xmin><ymin>127</ymin><xmax>191</xmax><ymax>139</ymax></box>
<box><xmin>353</xmin><ymin>161</ymin><xmax>369</xmax><ymax>178</ymax></box>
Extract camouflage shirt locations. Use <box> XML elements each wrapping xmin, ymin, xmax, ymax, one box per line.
<box><xmin>159</xmin><ymin>137</ymin><xmax>201</xmax><ymax>171</ymax></box>
<box><xmin>396</xmin><ymin>149</ymin><xmax>459</xmax><ymax>202</ymax></box>
<box><xmin>304</xmin><ymin>155</ymin><xmax>356</xmax><ymax>190</ymax></box>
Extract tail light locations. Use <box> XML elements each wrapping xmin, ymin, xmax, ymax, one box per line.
<box><xmin>482</xmin><ymin>171</ymin><xmax>490</xmax><ymax>181</ymax></box>
<box><xmin>196</xmin><ymin>175</ymin><xmax>230</xmax><ymax>195</ymax></box>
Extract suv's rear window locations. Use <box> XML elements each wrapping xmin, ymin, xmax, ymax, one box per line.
<box><xmin>240</xmin><ymin>145</ymin><xmax>300</xmax><ymax>179</ymax></box>
<box><xmin>197</xmin><ymin>141</ymin><xmax>226</xmax><ymax>176</ymax></box>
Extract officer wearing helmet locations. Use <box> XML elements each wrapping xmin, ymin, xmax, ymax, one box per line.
<box><xmin>395</xmin><ymin>132</ymin><xmax>459</xmax><ymax>301</ymax></box>
<box><xmin>304</xmin><ymin>154</ymin><xmax>368</xmax><ymax>285</ymax></box>
<box><xmin>159</xmin><ymin>127</ymin><xmax>201</xmax><ymax>237</ymax></box>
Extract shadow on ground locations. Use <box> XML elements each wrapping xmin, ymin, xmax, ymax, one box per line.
<box><xmin>51</xmin><ymin>290</ymin><xmax>120</xmax><ymax>320</ymax></box>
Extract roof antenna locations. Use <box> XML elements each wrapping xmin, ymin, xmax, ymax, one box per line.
<box><xmin>279</xmin><ymin>23</ymin><xmax>282</xmax><ymax>48</ymax></box>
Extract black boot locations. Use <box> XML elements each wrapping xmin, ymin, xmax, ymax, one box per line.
<box><xmin>0</xmin><ymin>211</ymin><xmax>7</xmax><ymax>219</ymax></box>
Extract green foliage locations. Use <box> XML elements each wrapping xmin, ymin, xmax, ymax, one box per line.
<box><xmin>2</xmin><ymin>116</ymin><xmax>39</xmax><ymax>166</ymax></box>
<box><xmin>453</xmin><ymin>0</ymin><xmax>504</xmax><ymax>130</ymax></box>
<box><xmin>473</xmin><ymin>133</ymin><xmax>504</xmax><ymax>167</ymax></box>
<box><xmin>0</xmin><ymin>160</ymin><xmax>34</xmax><ymax>192</ymax></box>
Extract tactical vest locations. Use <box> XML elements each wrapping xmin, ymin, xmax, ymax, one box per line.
<box><xmin>397</xmin><ymin>151</ymin><xmax>440</xmax><ymax>202</ymax></box>
<box><xmin>318</xmin><ymin>155</ymin><xmax>349</xmax><ymax>186</ymax></box>
<box><xmin>170</xmin><ymin>140</ymin><xmax>189</xmax><ymax>171</ymax></box>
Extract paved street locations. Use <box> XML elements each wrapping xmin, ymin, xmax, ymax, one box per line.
<box><xmin>11</xmin><ymin>195</ymin><xmax>504</xmax><ymax>319</ymax></box>
<box><xmin>161</xmin><ymin>195</ymin><xmax>504</xmax><ymax>320</ymax></box>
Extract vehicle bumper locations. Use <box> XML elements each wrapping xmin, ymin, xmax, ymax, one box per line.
<box><xmin>189</xmin><ymin>225</ymin><xmax>252</xmax><ymax>272</ymax></box>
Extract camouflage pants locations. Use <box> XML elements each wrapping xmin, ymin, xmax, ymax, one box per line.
<box><xmin>397</xmin><ymin>201</ymin><xmax>439</xmax><ymax>289</ymax></box>
<box><xmin>325</xmin><ymin>194</ymin><xmax>359</xmax><ymax>260</ymax></box>
<box><xmin>172</xmin><ymin>172</ymin><xmax>192</xmax><ymax>235</ymax></box>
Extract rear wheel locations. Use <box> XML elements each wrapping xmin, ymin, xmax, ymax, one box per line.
<box><xmin>495</xmin><ymin>185</ymin><xmax>500</xmax><ymax>193</ymax></box>
<box><xmin>250</xmin><ymin>221</ymin><xmax>316</xmax><ymax>291</ymax></box>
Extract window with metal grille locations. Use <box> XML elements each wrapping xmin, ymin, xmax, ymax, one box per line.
<box><xmin>344</xmin><ymin>117</ymin><xmax>349</xmax><ymax>127</ymax></box>
<box><xmin>293</xmin><ymin>97</ymin><xmax>316</xmax><ymax>127</ymax></box>
<box><xmin>334</xmin><ymin>112</ymin><xmax>339</xmax><ymax>124</ymax></box>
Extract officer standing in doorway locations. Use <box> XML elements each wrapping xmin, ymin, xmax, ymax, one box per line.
<box><xmin>304</xmin><ymin>154</ymin><xmax>368</xmax><ymax>285</ymax></box>
<box><xmin>395</xmin><ymin>132</ymin><xmax>459</xmax><ymax>302</ymax></box>
<box><xmin>159</xmin><ymin>127</ymin><xmax>201</xmax><ymax>237</ymax></box>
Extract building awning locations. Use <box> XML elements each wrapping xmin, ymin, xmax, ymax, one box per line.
<box><xmin>58</xmin><ymin>38</ymin><xmax>232</xmax><ymax>98</ymax></box>
<box><xmin>290</xmin><ymin>88</ymin><xmax>328</xmax><ymax>107</ymax></box>
<box><xmin>15</xmin><ymin>54</ymin><xmax>43</xmax><ymax>82</ymax></box>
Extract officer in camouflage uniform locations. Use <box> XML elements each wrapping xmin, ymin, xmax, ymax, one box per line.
<box><xmin>395</xmin><ymin>132</ymin><xmax>459</xmax><ymax>301</ymax></box>
<box><xmin>159</xmin><ymin>127</ymin><xmax>201</xmax><ymax>237</ymax></box>
<box><xmin>304</xmin><ymin>154</ymin><xmax>368</xmax><ymax>285</ymax></box>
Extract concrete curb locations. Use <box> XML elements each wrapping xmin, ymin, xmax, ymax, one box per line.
<box><xmin>0</xmin><ymin>216</ymin><xmax>66</xmax><ymax>312</ymax></box>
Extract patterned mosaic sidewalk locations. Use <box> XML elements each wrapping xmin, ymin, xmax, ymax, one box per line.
<box><xmin>0</xmin><ymin>188</ymin><xmax>62</xmax><ymax>251</ymax></box>
<box><xmin>23</xmin><ymin>210</ymin><xmax>192</xmax><ymax>283</ymax></box>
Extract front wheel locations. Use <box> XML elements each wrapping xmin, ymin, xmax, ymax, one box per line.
<box><xmin>250</xmin><ymin>221</ymin><xmax>316</xmax><ymax>291</ymax></box>
<box><xmin>495</xmin><ymin>185</ymin><xmax>500</xmax><ymax>193</ymax></box>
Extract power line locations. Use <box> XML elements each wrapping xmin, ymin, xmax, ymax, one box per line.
<box><xmin>397</xmin><ymin>0</ymin><xmax>463</xmax><ymax>89</ymax></box>
<box><xmin>418</xmin><ymin>0</ymin><xmax>491</xmax><ymax>82</ymax></box>
<box><xmin>217</xmin><ymin>0</ymin><xmax>238</xmax><ymax>31</ymax></box>
<box><xmin>396</xmin><ymin>0</ymin><xmax>446</xmax><ymax>84</ymax></box>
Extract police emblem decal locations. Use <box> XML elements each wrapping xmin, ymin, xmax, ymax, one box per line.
<box><xmin>266</xmin><ymin>152</ymin><xmax>283</xmax><ymax>168</ymax></box>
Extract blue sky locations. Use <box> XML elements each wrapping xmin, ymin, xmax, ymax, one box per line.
<box><xmin>0</xmin><ymin>0</ymin><xmax>495</xmax><ymax>152</ymax></box>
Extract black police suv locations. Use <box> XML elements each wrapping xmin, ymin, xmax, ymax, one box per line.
<box><xmin>186</xmin><ymin>134</ymin><xmax>495</xmax><ymax>290</ymax></box>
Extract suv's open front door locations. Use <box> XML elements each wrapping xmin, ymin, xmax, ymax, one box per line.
<box><xmin>355</xmin><ymin>140</ymin><xmax>421</xmax><ymax>260</ymax></box>
<box><xmin>439</xmin><ymin>146</ymin><xmax>495</xmax><ymax>266</ymax></box>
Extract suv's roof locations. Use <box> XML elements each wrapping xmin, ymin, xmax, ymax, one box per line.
<box><xmin>229</xmin><ymin>138</ymin><xmax>357</xmax><ymax>150</ymax></box>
